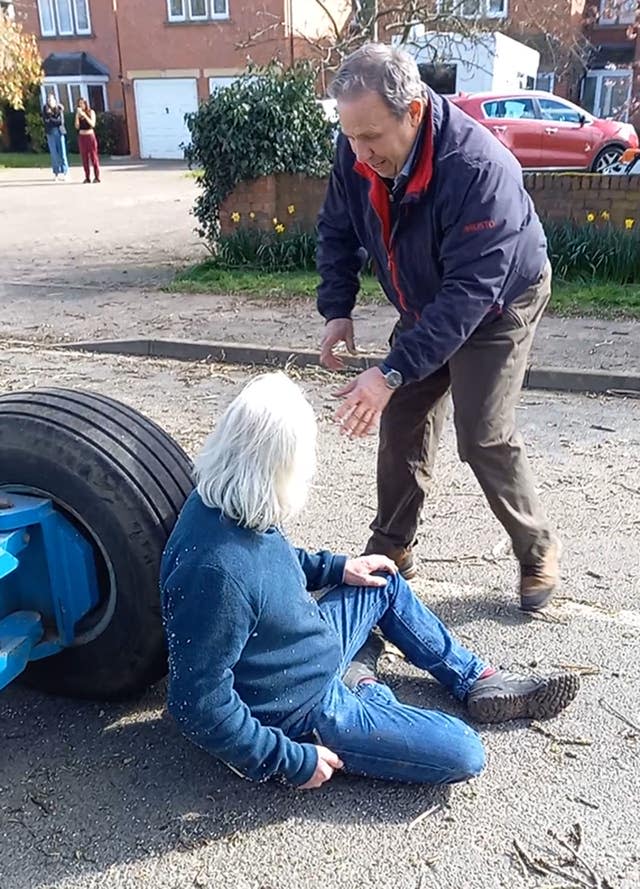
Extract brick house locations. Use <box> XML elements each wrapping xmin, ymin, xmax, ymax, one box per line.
<box><xmin>20</xmin><ymin>0</ymin><xmax>350</xmax><ymax>158</ymax></box>
<box><xmin>583</xmin><ymin>0</ymin><xmax>639</xmax><ymax>125</ymax></box>
<box><xmin>379</xmin><ymin>0</ymin><xmax>639</xmax><ymax>124</ymax></box>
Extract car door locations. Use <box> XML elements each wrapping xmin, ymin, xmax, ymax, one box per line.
<box><xmin>480</xmin><ymin>97</ymin><xmax>545</xmax><ymax>168</ymax></box>
<box><xmin>536</xmin><ymin>97</ymin><xmax>599</xmax><ymax>170</ymax></box>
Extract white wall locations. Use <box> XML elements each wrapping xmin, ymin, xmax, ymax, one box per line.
<box><xmin>397</xmin><ymin>30</ymin><xmax>539</xmax><ymax>94</ymax></box>
<box><xmin>492</xmin><ymin>33</ymin><xmax>540</xmax><ymax>91</ymax></box>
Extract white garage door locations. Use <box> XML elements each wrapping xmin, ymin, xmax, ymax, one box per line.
<box><xmin>134</xmin><ymin>78</ymin><xmax>198</xmax><ymax>160</ymax></box>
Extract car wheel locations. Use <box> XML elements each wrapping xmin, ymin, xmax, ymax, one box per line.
<box><xmin>591</xmin><ymin>145</ymin><xmax>625</xmax><ymax>173</ymax></box>
<box><xmin>0</xmin><ymin>387</ymin><xmax>194</xmax><ymax>700</ymax></box>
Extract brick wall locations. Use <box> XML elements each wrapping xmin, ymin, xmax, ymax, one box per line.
<box><xmin>220</xmin><ymin>172</ymin><xmax>640</xmax><ymax>236</ymax></box>
<box><xmin>523</xmin><ymin>173</ymin><xmax>640</xmax><ymax>228</ymax></box>
<box><xmin>220</xmin><ymin>173</ymin><xmax>330</xmax><ymax>236</ymax></box>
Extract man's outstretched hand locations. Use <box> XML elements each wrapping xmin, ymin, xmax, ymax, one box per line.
<box><xmin>343</xmin><ymin>555</ymin><xmax>397</xmax><ymax>587</ymax></box>
<box><xmin>298</xmin><ymin>746</ymin><xmax>344</xmax><ymax>789</ymax></box>
<box><xmin>320</xmin><ymin>318</ymin><xmax>356</xmax><ymax>370</ymax></box>
<box><xmin>334</xmin><ymin>367</ymin><xmax>393</xmax><ymax>437</ymax></box>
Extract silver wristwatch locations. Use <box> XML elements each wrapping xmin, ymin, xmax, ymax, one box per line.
<box><xmin>381</xmin><ymin>366</ymin><xmax>404</xmax><ymax>389</ymax></box>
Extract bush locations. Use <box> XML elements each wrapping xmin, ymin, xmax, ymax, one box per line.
<box><xmin>95</xmin><ymin>112</ymin><xmax>127</xmax><ymax>155</ymax></box>
<box><xmin>184</xmin><ymin>61</ymin><xmax>336</xmax><ymax>247</ymax></box>
<box><xmin>213</xmin><ymin>228</ymin><xmax>317</xmax><ymax>272</ymax></box>
<box><xmin>546</xmin><ymin>220</ymin><xmax>640</xmax><ymax>283</ymax></box>
<box><xmin>209</xmin><ymin>219</ymin><xmax>640</xmax><ymax>284</ymax></box>
<box><xmin>24</xmin><ymin>88</ymin><xmax>44</xmax><ymax>151</ymax></box>
<box><xmin>62</xmin><ymin>110</ymin><xmax>127</xmax><ymax>155</ymax></box>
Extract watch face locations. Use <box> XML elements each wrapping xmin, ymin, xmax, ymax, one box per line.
<box><xmin>385</xmin><ymin>369</ymin><xmax>403</xmax><ymax>389</ymax></box>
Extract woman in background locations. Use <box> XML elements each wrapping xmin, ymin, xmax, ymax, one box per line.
<box><xmin>75</xmin><ymin>98</ymin><xmax>100</xmax><ymax>183</ymax></box>
<box><xmin>42</xmin><ymin>92</ymin><xmax>68</xmax><ymax>181</ymax></box>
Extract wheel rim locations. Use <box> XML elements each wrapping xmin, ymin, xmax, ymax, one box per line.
<box><xmin>1</xmin><ymin>484</ymin><xmax>118</xmax><ymax>647</ymax></box>
<box><xmin>595</xmin><ymin>148</ymin><xmax>623</xmax><ymax>172</ymax></box>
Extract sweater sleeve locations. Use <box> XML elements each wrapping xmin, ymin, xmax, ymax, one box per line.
<box><xmin>316</xmin><ymin>144</ymin><xmax>363</xmax><ymax>322</ymax></box>
<box><xmin>162</xmin><ymin>564</ymin><xmax>318</xmax><ymax>786</ymax></box>
<box><xmin>385</xmin><ymin>161</ymin><xmax>539</xmax><ymax>383</ymax></box>
<box><xmin>295</xmin><ymin>548</ymin><xmax>348</xmax><ymax>590</ymax></box>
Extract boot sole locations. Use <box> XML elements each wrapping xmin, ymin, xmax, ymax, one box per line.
<box><xmin>468</xmin><ymin>673</ymin><xmax>580</xmax><ymax>724</ymax></box>
<box><xmin>520</xmin><ymin>586</ymin><xmax>556</xmax><ymax>612</ymax></box>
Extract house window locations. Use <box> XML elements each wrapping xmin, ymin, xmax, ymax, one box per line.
<box><xmin>41</xmin><ymin>80</ymin><xmax>108</xmax><ymax>112</ymax></box>
<box><xmin>37</xmin><ymin>0</ymin><xmax>91</xmax><ymax>37</ymax></box>
<box><xmin>581</xmin><ymin>68</ymin><xmax>633</xmax><ymax>120</ymax></box>
<box><xmin>599</xmin><ymin>0</ymin><xmax>636</xmax><ymax>26</ymax></box>
<box><xmin>167</xmin><ymin>0</ymin><xmax>229</xmax><ymax>21</ymax></box>
<box><xmin>438</xmin><ymin>0</ymin><xmax>507</xmax><ymax>19</ymax></box>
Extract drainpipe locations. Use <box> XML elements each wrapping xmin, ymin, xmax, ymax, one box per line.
<box><xmin>288</xmin><ymin>0</ymin><xmax>294</xmax><ymax>66</ymax></box>
<box><xmin>112</xmin><ymin>0</ymin><xmax>128</xmax><ymax>150</ymax></box>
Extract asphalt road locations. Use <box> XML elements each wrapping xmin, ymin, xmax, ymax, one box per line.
<box><xmin>1</xmin><ymin>344</ymin><xmax>639</xmax><ymax>889</ymax></box>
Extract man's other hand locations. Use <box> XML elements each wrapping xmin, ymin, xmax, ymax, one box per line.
<box><xmin>334</xmin><ymin>367</ymin><xmax>393</xmax><ymax>437</ymax></box>
<box><xmin>343</xmin><ymin>555</ymin><xmax>397</xmax><ymax>587</ymax></box>
<box><xmin>320</xmin><ymin>318</ymin><xmax>356</xmax><ymax>370</ymax></box>
<box><xmin>298</xmin><ymin>746</ymin><xmax>344</xmax><ymax>789</ymax></box>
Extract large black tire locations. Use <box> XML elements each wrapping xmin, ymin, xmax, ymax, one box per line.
<box><xmin>0</xmin><ymin>388</ymin><xmax>194</xmax><ymax>700</ymax></box>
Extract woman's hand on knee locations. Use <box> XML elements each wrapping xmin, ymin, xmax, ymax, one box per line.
<box><xmin>343</xmin><ymin>555</ymin><xmax>397</xmax><ymax>588</ymax></box>
<box><xmin>298</xmin><ymin>746</ymin><xmax>343</xmax><ymax>789</ymax></box>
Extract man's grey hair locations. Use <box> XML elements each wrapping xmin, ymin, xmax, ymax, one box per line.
<box><xmin>328</xmin><ymin>43</ymin><xmax>426</xmax><ymax>118</ymax></box>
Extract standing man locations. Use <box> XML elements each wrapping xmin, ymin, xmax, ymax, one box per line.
<box><xmin>317</xmin><ymin>43</ymin><xmax>557</xmax><ymax>612</ymax></box>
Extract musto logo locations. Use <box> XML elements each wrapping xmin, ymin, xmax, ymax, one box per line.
<box><xmin>463</xmin><ymin>220</ymin><xmax>497</xmax><ymax>233</ymax></box>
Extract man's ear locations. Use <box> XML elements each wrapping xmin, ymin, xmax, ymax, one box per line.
<box><xmin>409</xmin><ymin>99</ymin><xmax>424</xmax><ymax>128</ymax></box>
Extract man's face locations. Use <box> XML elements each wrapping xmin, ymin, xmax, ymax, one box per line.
<box><xmin>337</xmin><ymin>90</ymin><xmax>423</xmax><ymax>179</ymax></box>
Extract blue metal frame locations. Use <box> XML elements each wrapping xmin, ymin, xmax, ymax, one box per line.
<box><xmin>0</xmin><ymin>493</ymin><xmax>100</xmax><ymax>690</ymax></box>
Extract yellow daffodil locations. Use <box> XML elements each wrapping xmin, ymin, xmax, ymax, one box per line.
<box><xmin>625</xmin><ymin>217</ymin><xmax>635</xmax><ymax>230</ymax></box>
<box><xmin>272</xmin><ymin>217</ymin><xmax>278</xmax><ymax>225</ymax></box>
<box><xmin>275</xmin><ymin>223</ymin><xmax>285</xmax><ymax>234</ymax></box>
<box><xmin>287</xmin><ymin>204</ymin><xmax>296</xmax><ymax>215</ymax></box>
<box><xmin>586</xmin><ymin>212</ymin><xmax>595</xmax><ymax>223</ymax></box>
<box><xmin>231</xmin><ymin>211</ymin><xmax>241</xmax><ymax>223</ymax></box>
<box><xmin>249</xmin><ymin>211</ymin><xmax>256</xmax><ymax>219</ymax></box>
<box><xmin>600</xmin><ymin>210</ymin><xmax>610</xmax><ymax>221</ymax></box>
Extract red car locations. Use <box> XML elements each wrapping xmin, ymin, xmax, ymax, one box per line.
<box><xmin>450</xmin><ymin>90</ymin><xmax>639</xmax><ymax>173</ymax></box>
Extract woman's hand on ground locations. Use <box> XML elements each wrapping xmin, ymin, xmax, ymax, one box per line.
<box><xmin>298</xmin><ymin>746</ymin><xmax>344</xmax><ymax>789</ymax></box>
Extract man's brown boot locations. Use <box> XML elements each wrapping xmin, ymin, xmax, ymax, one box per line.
<box><xmin>363</xmin><ymin>537</ymin><xmax>417</xmax><ymax>581</ymax></box>
<box><xmin>520</xmin><ymin>541</ymin><xmax>560</xmax><ymax>612</ymax></box>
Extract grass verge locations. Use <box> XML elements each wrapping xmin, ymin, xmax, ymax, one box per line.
<box><xmin>167</xmin><ymin>264</ymin><xmax>640</xmax><ymax>319</ymax></box>
<box><xmin>0</xmin><ymin>152</ymin><xmax>83</xmax><ymax>169</ymax></box>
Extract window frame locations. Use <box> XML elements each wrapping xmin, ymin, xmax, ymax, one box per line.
<box><xmin>437</xmin><ymin>0</ymin><xmax>507</xmax><ymax>20</ymax></box>
<box><xmin>167</xmin><ymin>0</ymin><xmax>229</xmax><ymax>21</ymax></box>
<box><xmin>41</xmin><ymin>77</ymin><xmax>108</xmax><ymax>112</ymax></box>
<box><xmin>598</xmin><ymin>0</ymin><xmax>636</xmax><ymax>26</ymax></box>
<box><xmin>37</xmin><ymin>0</ymin><xmax>92</xmax><ymax>37</ymax></box>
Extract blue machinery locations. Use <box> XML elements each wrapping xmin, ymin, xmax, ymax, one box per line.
<box><xmin>0</xmin><ymin>493</ymin><xmax>100</xmax><ymax>690</ymax></box>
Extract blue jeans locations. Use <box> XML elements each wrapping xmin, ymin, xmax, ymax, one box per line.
<box><xmin>291</xmin><ymin>572</ymin><xmax>487</xmax><ymax>785</ymax></box>
<box><xmin>46</xmin><ymin>130</ymin><xmax>68</xmax><ymax>175</ymax></box>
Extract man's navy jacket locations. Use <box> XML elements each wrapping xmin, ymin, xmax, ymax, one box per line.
<box><xmin>316</xmin><ymin>88</ymin><xmax>549</xmax><ymax>383</ymax></box>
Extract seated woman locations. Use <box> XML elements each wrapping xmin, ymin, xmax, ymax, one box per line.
<box><xmin>160</xmin><ymin>372</ymin><xmax>579</xmax><ymax>790</ymax></box>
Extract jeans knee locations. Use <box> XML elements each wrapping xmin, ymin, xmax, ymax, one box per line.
<box><xmin>454</xmin><ymin>733</ymin><xmax>486</xmax><ymax>782</ymax></box>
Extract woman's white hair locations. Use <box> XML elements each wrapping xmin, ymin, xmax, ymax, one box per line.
<box><xmin>194</xmin><ymin>371</ymin><xmax>317</xmax><ymax>532</ymax></box>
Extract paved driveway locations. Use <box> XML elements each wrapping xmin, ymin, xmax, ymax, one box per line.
<box><xmin>0</xmin><ymin>162</ymin><xmax>202</xmax><ymax>289</ymax></box>
<box><xmin>0</xmin><ymin>344</ymin><xmax>639</xmax><ymax>889</ymax></box>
